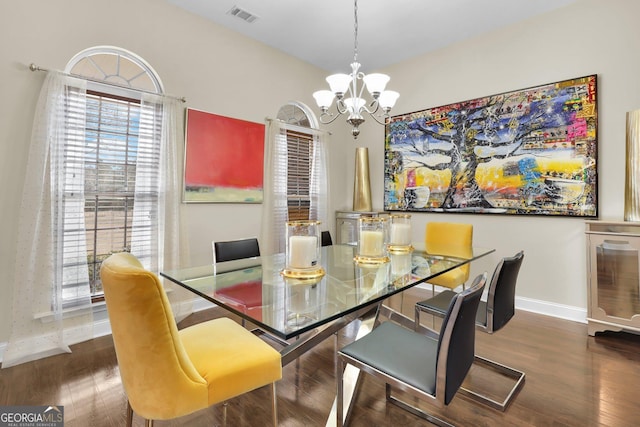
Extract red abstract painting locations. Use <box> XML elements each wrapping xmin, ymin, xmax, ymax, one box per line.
<box><xmin>184</xmin><ymin>108</ymin><xmax>265</xmax><ymax>203</ymax></box>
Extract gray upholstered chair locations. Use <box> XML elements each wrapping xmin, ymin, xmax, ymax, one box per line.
<box><xmin>337</xmin><ymin>273</ymin><xmax>487</xmax><ymax>426</ymax></box>
<box><xmin>415</xmin><ymin>250</ymin><xmax>525</xmax><ymax>411</ymax></box>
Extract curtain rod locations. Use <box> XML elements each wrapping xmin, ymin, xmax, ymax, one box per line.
<box><xmin>265</xmin><ymin>117</ymin><xmax>332</xmax><ymax>136</ymax></box>
<box><xmin>29</xmin><ymin>63</ymin><xmax>187</xmax><ymax>103</ymax></box>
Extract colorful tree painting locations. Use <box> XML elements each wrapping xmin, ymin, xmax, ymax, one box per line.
<box><xmin>384</xmin><ymin>75</ymin><xmax>597</xmax><ymax>216</ymax></box>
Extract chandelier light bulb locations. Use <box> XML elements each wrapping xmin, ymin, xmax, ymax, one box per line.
<box><xmin>326</xmin><ymin>74</ymin><xmax>351</xmax><ymax>97</ymax></box>
<box><xmin>313</xmin><ymin>90</ymin><xmax>335</xmax><ymax>110</ymax></box>
<box><xmin>379</xmin><ymin>91</ymin><xmax>400</xmax><ymax>110</ymax></box>
<box><xmin>344</xmin><ymin>97</ymin><xmax>366</xmax><ymax>114</ymax></box>
<box><xmin>363</xmin><ymin>73</ymin><xmax>390</xmax><ymax>97</ymax></box>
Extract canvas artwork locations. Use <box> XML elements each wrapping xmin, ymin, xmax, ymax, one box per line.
<box><xmin>184</xmin><ymin>108</ymin><xmax>265</xmax><ymax>203</ymax></box>
<box><xmin>384</xmin><ymin>75</ymin><xmax>597</xmax><ymax>217</ymax></box>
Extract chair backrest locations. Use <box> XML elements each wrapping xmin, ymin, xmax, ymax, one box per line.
<box><xmin>321</xmin><ymin>230</ymin><xmax>333</xmax><ymax>247</ymax></box>
<box><xmin>100</xmin><ymin>253</ymin><xmax>208</xmax><ymax>419</ymax></box>
<box><xmin>214</xmin><ymin>238</ymin><xmax>260</xmax><ymax>263</ymax></box>
<box><xmin>425</xmin><ymin>222</ymin><xmax>473</xmax><ymax>280</ymax></box>
<box><xmin>486</xmin><ymin>251</ymin><xmax>525</xmax><ymax>333</ymax></box>
<box><xmin>436</xmin><ymin>272</ymin><xmax>487</xmax><ymax>405</ymax></box>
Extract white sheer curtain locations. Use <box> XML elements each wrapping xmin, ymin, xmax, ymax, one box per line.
<box><xmin>135</xmin><ymin>93</ymin><xmax>191</xmax><ymax>320</ymax></box>
<box><xmin>261</xmin><ymin>120</ymin><xmax>289</xmax><ymax>255</ymax></box>
<box><xmin>3</xmin><ymin>71</ymin><xmax>93</xmax><ymax>368</ymax></box>
<box><xmin>3</xmin><ymin>72</ymin><xmax>188</xmax><ymax>368</ymax></box>
<box><xmin>261</xmin><ymin>118</ymin><xmax>330</xmax><ymax>255</ymax></box>
<box><xmin>309</xmin><ymin>129</ymin><xmax>329</xmax><ymax>226</ymax></box>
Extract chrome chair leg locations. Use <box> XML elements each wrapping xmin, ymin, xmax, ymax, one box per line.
<box><xmin>271</xmin><ymin>382</ymin><xmax>278</xmax><ymax>427</ymax></box>
<box><xmin>144</xmin><ymin>419</ymin><xmax>153</xmax><ymax>427</ymax></box>
<box><xmin>337</xmin><ymin>358</ymin><xmax>344</xmax><ymax>427</ymax></box>
<box><xmin>385</xmin><ymin>384</ymin><xmax>453</xmax><ymax>427</ymax></box>
<box><xmin>459</xmin><ymin>355</ymin><xmax>526</xmax><ymax>411</ymax></box>
<box><xmin>126</xmin><ymin>400</ymin><xmax>133</xmax><ymax>427</ymax></box>
<box><xmin>222</xmin><ymin>401</ymin><xmax>228</xmax><ymax>426</ymax></box>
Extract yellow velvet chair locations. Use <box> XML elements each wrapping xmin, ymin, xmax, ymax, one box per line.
<box><xmin>424</xmin><ymin>222</ymin><xmax>473</xmax><ymax>292</ymax></box>
<box><xmin>100</xmin><ymin>252</ymin><xmax>282</xmax><ymax>427</ymax></box>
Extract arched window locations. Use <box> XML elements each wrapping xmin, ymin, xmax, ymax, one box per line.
<box><xmin>66</xmin><ymin>46</ymin><xmax>163</xmax><ymax>93</ymax></box>
<box><xmin>64</xmin><ymin>47</ymin><xmax>165</xmax><ymax>302</ymax></box>
<box><xmin>276</xmin><ymin>103</ymin><xmax>321</xmax><ymax>220</ymax></box>
<box><xmin>276</xmin><ymin>103</ymin><xmax>315</xmax><ymax>128</ymax></box>
<box><xmin>262</xmin><ymin>103</ymin><xmax>328</xmax><ymax>254</ymax></box>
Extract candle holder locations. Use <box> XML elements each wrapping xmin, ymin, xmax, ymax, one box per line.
<box><xmin>390</xmin><ymin>251</ymin><xmax>413</xmax><ymax>288</ymax></box>
<box><xmin>355</xmin><ymin>217</ymin><xmax>389</xmax><ymax>265</ymax></box>
<box><xmin>281</xmin><ymin>220</ymin><xmax>325</xmax><ymax>280</ymax></box>
<box><xmin>285</xmin><ymin>278</ymin><xmax>320</xmax><ymax>327</ymax></box>
<box><xmin>355</xmin><ymin>263</ymin><xmax>389</xmax><ymax>300</ymax></box>
<box><xmin>388</xmin><ymin>214</ymin><xmax>413</xmax><ymax>253</ymax></box>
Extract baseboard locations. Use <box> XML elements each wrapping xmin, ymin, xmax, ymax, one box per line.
<box><xmin>515</xmin><ymin>295</ymin><xmax>587</xmax><ymax>324</ymax></box>
<box><xmin>413</xmin><ymin>283</ymin><xmax>587</xmax><ymax>324</ymax></box>
<box><xmin>0</xmin><ymin>294</ymin><xmax>585</xmax><ymax>364</ymax></box>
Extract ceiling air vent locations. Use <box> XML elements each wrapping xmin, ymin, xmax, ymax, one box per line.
<box><xmin>227</xmin><ymin>6</ymin><xmax>259</xmax><ymax>23</ymax></box>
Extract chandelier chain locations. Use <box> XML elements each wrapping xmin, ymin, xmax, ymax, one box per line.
<box><xmin>353</xmin><ymin>0</ymin><xmax>358</xmax><ymax>62</ymax></box>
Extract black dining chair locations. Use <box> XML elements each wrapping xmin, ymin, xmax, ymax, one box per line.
<box><xmin>213</xmin><ymin>237</ymin><xmax>260</xmax><ymax>263</ymax></box>
<box><xmin>415</xmin><ymin>250</ymin><xmax>525</xmax><ymax>411</ymax></box>
<box><xmin>212</xmin><ymin>238</ymin><xmax>261</xmax><ymax>328</ymax></box>
<box><xmin>321</xmin><ymin>230</ymin><xmax>333</xmax><ymax>247</ymax></box>
<box><xmin>337</xmin><ymin>273</ymin><xmax>487</xmax><ymax>426</ymax></box>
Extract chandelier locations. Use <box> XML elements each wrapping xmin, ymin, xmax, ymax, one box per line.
<box><xmin>312</xmin><ymin>0</ymin><xmax>399</xmax><ymax>139</ymax></box>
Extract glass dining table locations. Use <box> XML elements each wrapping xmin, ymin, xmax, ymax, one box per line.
<box><xmin>161</xmin><ymin>244</ymin><xmax>494</xmax><ymax>426</ymax></box>
<box><xmin>161</xmin><ymin>244</ymin><xmax>494</xmax><ymax>362</ymax></box>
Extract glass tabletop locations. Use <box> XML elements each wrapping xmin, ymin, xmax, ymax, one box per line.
<box><xmin>161</xmin><ymin>245</ymin><xmax>494</xmax><ymax>340</ymax></box>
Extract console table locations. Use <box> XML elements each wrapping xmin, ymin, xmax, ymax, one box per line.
<box><xmin>585</xmin><ymin>220</ymin><xmax>640</xmax><ymax>335</ymax></box>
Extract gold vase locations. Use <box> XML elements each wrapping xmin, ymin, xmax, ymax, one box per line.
<box><xmin>353</xmin><ymin>147</ymin><xmax>372</xmax><ymax>212</ymax></box>
<box><xmin>625</xmin><ymin>110</ymin><xmax>640</xmax><ymax>221</ymax></box>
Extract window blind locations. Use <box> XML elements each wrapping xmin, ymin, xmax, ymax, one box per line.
<box><xmin>286</xmin><ymin>130</ymin><xmax>314</xmax><ymax>221</ymax></box>
<box><xmin>61</xmin><ymin>89</ymin><xmax>159</xmax><ymax>305</ymax></box>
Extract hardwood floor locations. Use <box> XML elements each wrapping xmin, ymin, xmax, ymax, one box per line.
<box><xmin>2</xmin><ymin>287</ymin><xmax>640</xmax><ymax>426</ymax></box>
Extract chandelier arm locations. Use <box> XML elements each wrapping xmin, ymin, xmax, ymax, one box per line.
<box><xmin>336</xmin><ymin>100</ymin><xmax>350</xmax><ymax>115</ymax></box>
<box><xmin>318</xmin><ymin>111</ymin><xmax>343</xmax><ymax>125</ymax></box>
<box><xmin>367</xmin><ymin>112</ymin><xmax>390</xmax><ymax>126</ymax></box>
<box><xmin>360</xmin><ymin>100</ymin><xmax>380</xmax><ymax>115</ymax></box>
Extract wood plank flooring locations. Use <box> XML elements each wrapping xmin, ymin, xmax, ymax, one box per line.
<box><xmin>2</xmin><ymin>287</ymin><xmax>640</xmax><ymax>426</ymax></box>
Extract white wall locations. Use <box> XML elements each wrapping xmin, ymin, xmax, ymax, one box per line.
<box><xmin>354</xmin><ymin>0</ymin><xmax>640</xmax><ymax>318</ymax></box>
<box><xmin>1</xmin><ymin>0</ymin><xmax>639</xmax><ymax>345</ymax></box>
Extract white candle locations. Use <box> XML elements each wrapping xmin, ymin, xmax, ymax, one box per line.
<box><xmin>390</xmin><ymin>223</ymin><xmax>411</xmax><ymax>245</ymax></box>
<box><xmin>288</xmin><ymin>235</ymin><xmax>318</xmax><ymax>268</ymax></box>
<box><xmin>360</xmin><ymin>230</ymin><xmax>384</xmax><ymax>257</ymax></box>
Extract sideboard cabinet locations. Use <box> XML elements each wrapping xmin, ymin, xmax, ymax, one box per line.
<box><xmin>585</xmin><ymin>220</ymin><xmax>640</xmax><ymax>336</ymax></box>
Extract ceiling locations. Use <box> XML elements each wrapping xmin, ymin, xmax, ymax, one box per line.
<box><xmin>167</xmin><ymin>0</ymin><xmax>579</xmax><ymax>73</ymax></box>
